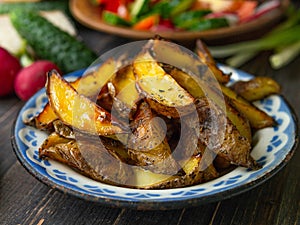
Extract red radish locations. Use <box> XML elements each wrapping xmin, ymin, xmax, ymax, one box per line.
<box><xmin>151</xmin><ymin>19</ymin><xmax>175</xmax><ymax>32</ymax></box>
<box><xmin>0</xmin><ymin>47</ymin><xmax>22</xmax><ymax>97</ymax></box>
<box><xmin>14</xmin><ymin>60</ymin><xmax>61</xmax><ymax>101</ymax></box>
<box><xmin>240</xmin><ymin>0</ymin><xmax>281</xmax><ymax>23</ymax></box>
<box><xmin>236</xmin><ymin>1</ymin><xmax>258</xmax><ymax>22</ymax></box>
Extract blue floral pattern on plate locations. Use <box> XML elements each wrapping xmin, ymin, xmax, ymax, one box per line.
<box><xmin>12</xmin><ymin>66</ymin><xmax>298</xmax><ymax>209</ymax></box>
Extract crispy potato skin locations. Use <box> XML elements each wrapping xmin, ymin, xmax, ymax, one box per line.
<box><xmin>25</xmin><ymin>102</ymin><xmax>57</xmax><ymax>131</ymax></box>
<box><xmin>127</xmin><ymin>101</ymin><xmax>181</xmax><ymax>175</ymax></box>
<box><xmin>221</xmin><ymin>84</ymin><xmax>276</xmax><ymax>130</ymax></box>
<box><xmin>71</xmin><ymin>58</ymin><xmax>117</xmax><ymax>97</ymax></box>
<box><xmin>169</xmin><ymin>68</ymin><xmax>252</xmax><ymax>143</ymax></box>
<box><xmin>231</xmin><ymin>77</ymin><xmax>281</xmax><ymax>102</ymax></box>
<box><xmin>133</xmin><ymin>51</ymin><xmax>195</xmax><ymax>118</ymax></box>
<box><xmin>195</xmin><ymin>40</ymin><xmax>231</xmax><ymax>84</ymax></box>
<box><xmin>39</xmin><ymin>132</ymin><xmax>134</xmax><ymax>186</ymax></box>
<box><xmin>185</xmin><ymin>97</ymin><xmax>259</xmax><ymax>169</ymax></box>
<box><xmin>53</xmin><ymin>120</ymin><xmax>75</xmax><ymax>139</ymax></box>
<box><xmin>27</xmin><ymin>60</ymin><xmax>118</xmax><ymax>131</ymax></box>
<box><xmin>194</xmin><ymin>40</ymin><xmax>277</xmax><ymax>130</ymax></box>
<box><xmin>109</xmin><ymin>66</ymin><xmax>141</xmax><ymax>119</ymax></box>
<box><xmin>46</xmin><ymin>70</ymin><xmax>127</xmax><ymax>136</ymax></box>
<box><xmin>134</xmin><ymin>154</ymin><xmax>219</xmax><ymax>189</ymax></box>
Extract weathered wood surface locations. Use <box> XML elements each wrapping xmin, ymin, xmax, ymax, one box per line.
<box><xmin>1</xmin><ymin>3</ymin><xmax>299</xmax><ymax>224</ymax></box>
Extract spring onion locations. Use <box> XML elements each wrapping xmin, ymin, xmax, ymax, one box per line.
<box><xmin>208</xmin><ymin>6</ymin><xmax>300</xmax><ymax>69</ymax></box>
<box><xmin>270</xmin><ymin>40</ymin><xmax>300</xmax><ymax>69</ymax></box>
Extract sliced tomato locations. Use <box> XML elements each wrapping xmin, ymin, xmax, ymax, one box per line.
<box><xmin>97</xmin><ymin>0</ymin><xmax>131</xmax><ymax>19</ymax></box>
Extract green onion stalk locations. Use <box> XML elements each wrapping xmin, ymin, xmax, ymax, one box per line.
<box><xmin>208</xmin><ymin>6</ymin><xmax>300</xmax><ymax>69</ymax></box>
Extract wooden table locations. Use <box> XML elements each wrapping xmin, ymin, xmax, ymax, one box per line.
<box><xmin>1</xmin><ymin>7</ymin><xmax>300</xmax><ymax>225</ymax></box>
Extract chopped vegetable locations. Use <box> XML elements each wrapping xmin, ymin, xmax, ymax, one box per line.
<box><xmin>168</xmin><ymin>0</ymin><xmax>195</xmax><ymax>17</ymax></box>
<box><xmin>130</xmin><ymin>0</ymin><xmax>149</xmax><ymax>19</ymax></box>
<box><xmin>183</xmin><ymin>17</ymin><xmax>229</xmax><ymax>31</ymax></box>
<box><xmin>102</xmin><ymin>10</ymin><xmax>131</xmax><ymax>26</ymax></box>
<box><xmin>91</xmin><ymin>0</ymin><xmax>281</xmax><ymax>32</ymax></box>
<box><xmin>172</xmin><ymin>10</ymin><xmax>212</xmax><ymax>26</ymax></box>
<box><xmin>132</xmin><ymin>14</ymin><xmax>159</xmax><ymax>30</ymax></box>
<box><xmin>235</xmin><ymin>0</ymin><xmax>257</xmax><ymax>22</ymax></box>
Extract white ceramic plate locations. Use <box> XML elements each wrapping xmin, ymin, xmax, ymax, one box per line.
<box><xmin>11</xmin><ymin>65</ymin><xmax>298</xmax><ymax>210</ymax></box>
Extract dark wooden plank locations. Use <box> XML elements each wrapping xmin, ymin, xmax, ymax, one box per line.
<box><xmin>209</xmin><ymin>172</ymin><xmax>285</xmax><ymax>225</ymax></box>
<box><xmin>0</xmin><ymin>163</ymin><xmax>50</xmax><ymax>225</ymax></box>
<box><xmin>19</xmin><ymin>191</ymin><xmax>122</xmax><ymax>225</ymax></box>
<box><xmin>112</xmin><ymin>208</ymin><xmax>184</xmax><ymax>225</ymax></box>
<box><xmin>174</xmin><ymin>203</ymin><xmax>218</xmax><ymax>225</ymax></box>
<box><xmin>0</xmin><ymin>96</ymin><xmax>20</xmax><ymax>115</ymax></box>
<box><xmin>0</xmin><ymin>162</ymin><xmax>123</xmax><ymax>225</ymax></box>
<box><xmin>275</xmin><ymin>152</ymin><xmax>300</xmax><ymax>224</ymax></box>
<box><xmin>0</xmin><ymin>100</ymin><xmax>24</xmax><ymax>178</ymax></box>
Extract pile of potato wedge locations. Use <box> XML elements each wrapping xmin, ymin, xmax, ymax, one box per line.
<box><xmin>25</xmin><ymin>39</ymin><xmax>281</xmax><ymax>189</ymax></box>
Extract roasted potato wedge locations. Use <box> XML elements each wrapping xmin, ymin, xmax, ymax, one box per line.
<box><xmin>186</xmin><ymin>97</ymin><xmax>259</xmax><ymax>169</ymax></box>
<box><xmin>151</xmin><ymin>39</ymin><xmax>209</xmax><ymax>81</ymax></box>
<box><xmin>194</xmin><ymin>39</ymin><xmax>276</xmax><ymax>131</ymax></box>
<box><xmin>168</xmin><ymin>67</ymin><xmax>205</xmax><ymax>99</ymax></box>
<box><xmin>46</xmin><ymin>70</ymin><xmax>127</xmax><ymax>136</ymax></box>
<box><xmin>53</xmin><ymin>120</ymin><xmax>74</xmax><ymax>139</ymax></box>
<box><xmin>221</xmin><ymin>84</ymin><xmax>276</xmax><ymax>129</ymax></box>
<box><xmin>133</xmin><ymin>154</ymin><xmax>218</xmax><ymax>189</ymax></box>
<box><xmin>71</xmin><ymin>58</ymin><xmax>118</xmax><ymax>97</ymax></box>
<box><xmin>170</xmin><ymin>68</ymin><xmax>252</xmax><ymax>143</ymax></box>
<box><xmin>231</xmin><ymin>77</ymin><xmax>281</xmax><ymax>102</ymax></box>
<box><xmin>39</xmin><ymin>132</ymin><xmax>134</xmax><ymax>186</ymax></box>
<box><xmin>25</xmin><ymin>102</ymin><xmax>57</xmax><ymax>131</ymax></box>
<box><xmin>132</xmin><ymin>167</ymin><xmax>179</xmax><ymax>189</ymax></box>
<box><xmin>127</xmin><ymin>101</ymin><xmax>180</xmax><ymax>175</ymax></box>
<box><xmin>195</xmin><ymin>40</ymin><xmax>231</xmax><ymax>84</ymax></box>
<box><xmin>27</xmin><ymin>59</ymin><xmax>119</xmax><ymax>131</ymax></box>
<box><xmin>133</xmin><ymin>51</ymin><xmax>195</xmax><ymax>118</ymax></box>
<box><xmin>109</xmin><ymin>65</ymin><xmax>140</xmax><ymax>119</ymax></box>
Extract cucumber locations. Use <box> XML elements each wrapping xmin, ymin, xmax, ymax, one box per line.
<box><xmin>169</xmin><ymin>0</ymin><xmax>195</xmax><ymax>17</ymax></box>
<box><xmin>102</xmin><ymin>11</ymin><xmax>131</xmax><ymax>26</ymax></box>
<box><xmin>10</xmin><ymin>10</ymin><xmax>97</xmax><ymax>73</ymax></box>
<box><xmin>130</xmin><ymin>0</ymin><xmax>150</xmax><ymax>19</ymax></box>
<box><xmin>188</xmin><ymin>18</ymin><xmax>229</xmax><ymax>31</ymax></box>
<box><xmin>0</xmin><ymin>1</ymin><xmax>69</xmax><ymax>15</ymax></box>
<box><xmin>172</xmin><ymin>10</ymin><xmax>212</xmax><ymax>26</ymax></box>
<box><xmin>176</xmin><ymin>17</ymin><xmax>229</xmax><ymax>31</ymax></box>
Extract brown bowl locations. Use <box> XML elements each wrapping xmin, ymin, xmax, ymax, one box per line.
<box><xmin>69</xmin><ymin>0</ymin><xmax>289</xmax><ymax>45</ymax></box>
